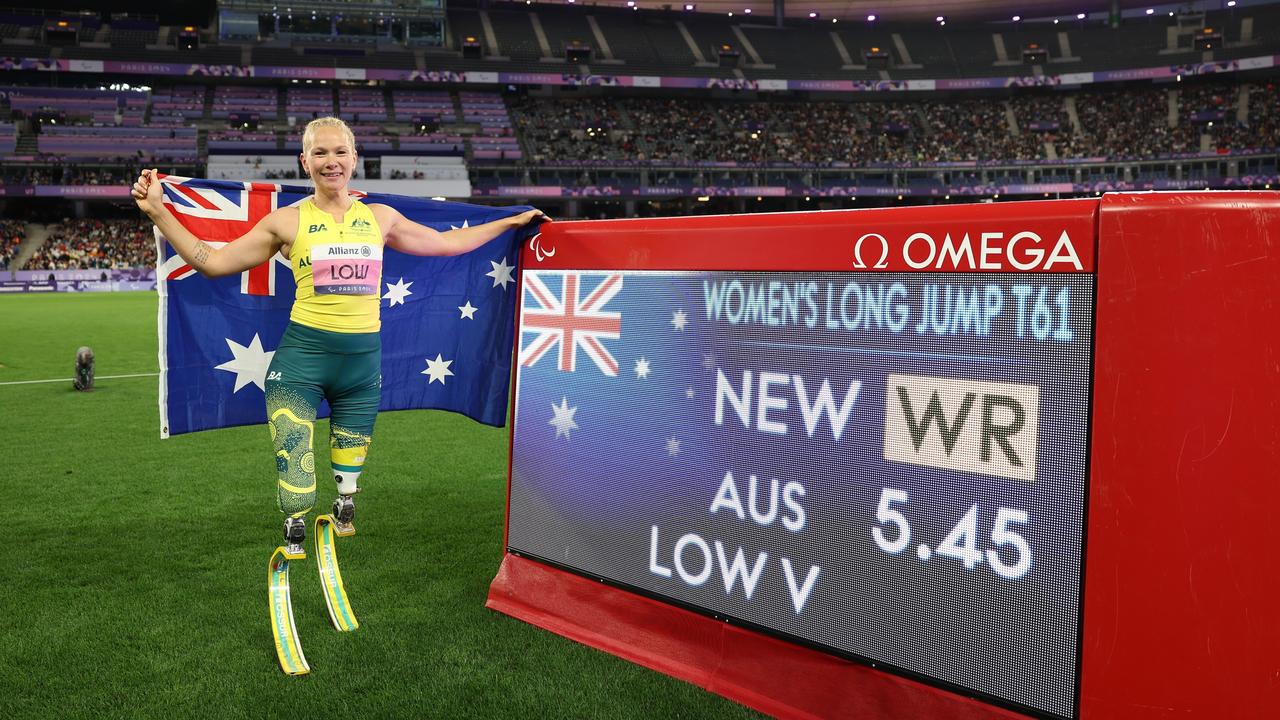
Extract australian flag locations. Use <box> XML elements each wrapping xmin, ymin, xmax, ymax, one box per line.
<box><xmin>156</xmin><ymin>175</ymin><xmax>535</xmax><ymax>438</ymax></box>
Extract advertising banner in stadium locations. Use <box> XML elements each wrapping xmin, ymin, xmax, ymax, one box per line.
<box><xmin>501</xmin><ymin>203</ymin><xmax>1096</xmax><ymax>719</ymax></box>
<box><xmin>2</xmin><ymin>50</ymin><xmax>1276</xmax><ymax>93</ymax></box>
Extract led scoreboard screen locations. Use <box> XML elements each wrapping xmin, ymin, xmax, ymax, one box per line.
<box><xmin>507</xmin><ymin>210</ymin><xmax>1095</xmax><ymax>719</ymax></box>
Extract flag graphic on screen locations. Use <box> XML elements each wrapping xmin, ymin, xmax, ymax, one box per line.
<box><xmin>155</xmin><ymin>175</ymin><xmax>535</xmax><ymax>438</ymax></box>
<box><xmin>519</xmin><ymin>272</ymin><xmax>624</xmax><ymax>376</ymax></box>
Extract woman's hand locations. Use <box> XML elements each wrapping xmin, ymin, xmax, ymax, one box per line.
<box><xmin>509</xmin><ymin>209</ymin><xmax>550</xmax><ymax>227</ymax></box>
<box><xmin>131</xmin><ymin>169</ymin><xmax>164</xmax><ymax>218</ymax></box>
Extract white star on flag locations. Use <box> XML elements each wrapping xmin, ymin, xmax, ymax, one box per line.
<box><xmin>549</xmin><ymin>396</ymin><xmax>578</xmax><ymax>439</ymax></box>
<box><xmin>671</xmin><ymin>309</ymin><xmax>689</xmax><ymax>331</ymax></box>
<box><xmin>383</xmin><ymin>277</ymin><xmax>414</xmax><ymax>307</ymax></box>
<box><xmin>486</xmin><ymin>257</ymin><xmax>515</xmax><ymax>289</ymax></box>
<box><xmin>667</xmin><ymin>437</ymin><xmax>682</xmax><ymax>456</ymax></box>
<box><xmin>634</xmin><ymin>357</ymin><xmax>651</xmax><ymax>379</ymax></box>
<box><xmin>458</xmin><ymin>301</ymin><xmax>478</xmax><ymax>320</ymax></box>
<box><xmin>214</xmin><ymin>334</ymin><xmax>274</xmax><ymax>393</ymax></box>
<box><xmin>449</xmin><ymin>220</ymin><xmax>471</xmax><ymax>230</ymax></box>
<box><xmin>421</xmin><ymin>354</ymin><xmax>454</xmax><ymax>385</ymax></box>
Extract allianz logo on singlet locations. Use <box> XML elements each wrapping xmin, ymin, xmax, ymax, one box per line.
<box><xmin>299</xmin><ymin>245</ymin><xmax>375</xmax><ymax>267</ymax></box>
<box><xmin>326</xmin><ymin>246</ymin><xmax>371</xmax><ymax>256</ymax></box>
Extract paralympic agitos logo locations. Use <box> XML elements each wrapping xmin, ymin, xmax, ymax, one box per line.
<box><xmin>852</xmin><ymin>229</ymin><xmax>1083</xmax><ymax>272</ymax></box>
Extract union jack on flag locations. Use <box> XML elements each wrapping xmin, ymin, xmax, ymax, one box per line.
<box><xmin>519</xmin><ymin>272</ymin><xmax>623</xmax><ymax>376</ymax></box>
<box><xmin>155</xmin><ymin>175</ymin><xmax>536</xmax><ymax>438</ymax></box>
<box><xmin>156</xmin><ymin>175</ymin><xmax>305</xmax><ymax>296</ymax></box>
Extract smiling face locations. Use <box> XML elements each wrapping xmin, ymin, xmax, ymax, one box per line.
<box><xmin>300</xmin><ymin>126</ymin><xmax>356</xmax><ymax>192</ymax></box>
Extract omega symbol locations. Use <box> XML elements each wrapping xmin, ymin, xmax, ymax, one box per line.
<box><xmin>853</xmin><ymin>232</ymin><xmax>890</xmax><ymax>269</ymax></box>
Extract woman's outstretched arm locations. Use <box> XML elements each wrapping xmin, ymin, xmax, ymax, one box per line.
<box><xmin>374</xmin><ymin>205</ymin><xmax>547</xmax><ymax>257</ymax></box>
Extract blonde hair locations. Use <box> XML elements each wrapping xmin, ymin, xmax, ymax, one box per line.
<box><xmin>301</xmin><ymin>117</ymin><xmax>356</xmax><ymax>155</ymax></box>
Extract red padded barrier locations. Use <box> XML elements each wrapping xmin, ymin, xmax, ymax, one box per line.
<box><xmin>488</xmin><ymin>554</ymin><xmax>1029</xmax><ymax>720</ymax></box>
<box><xmin>1080</xmin><ymin>192</ymin><xmax>1280</xmax><ymax>718</ymax></box>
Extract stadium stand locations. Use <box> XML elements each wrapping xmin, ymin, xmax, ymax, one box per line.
<box><xmin>212</xmin><ymin>86</ymin><xmax>279</xmax><ymax>121</ymax></box>
<box><xmin>149</xmin><ymin>85</ymin><xmax>206</xmax><ymax>127</ymax></box>
<box><xmin>0</xmin><ymin>219</ymin><xmax>22</xmax><ymax>269</ymax></box>
<box><xmin>487</xmin><ymin>9</ymin><xmax>543</xmax><ymax>63</ymax></box>
<box><xmin>23</xmin><ymin>218</ymin><xmax>152</xmax><ymax>270</ymax></box>
<box><xmin>0</xmin><ymin>0</ymin><xmax>1272</xmax><ymax>235</ymax></box>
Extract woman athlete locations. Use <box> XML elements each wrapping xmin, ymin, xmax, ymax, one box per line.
<box><xmin>133</xmin><ymin>117</ymin><xmax>545</xmax><ymax>557</ymax></box>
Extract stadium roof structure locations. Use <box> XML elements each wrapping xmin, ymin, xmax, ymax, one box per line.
<box><xmin>601</xmin><ymin>0</ymin><xmax>1253</xmax><ymax>22</ymax></box>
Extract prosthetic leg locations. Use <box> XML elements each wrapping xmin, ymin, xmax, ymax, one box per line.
<box><xmin>267</xmin><ymin>397</ymin><xmax>319</xmax><ymax>674</ymax></box>
<box><xmin>268</xmin><ymin>539</ymin><xmax>310</xmax><ymax>676</ymax></box>
<box><xmin>313</xmin><ymin>425</ymin><xmax>366</xmax><ymax>631</ymax></box>
<box><xmin>314</xmin><ymin>511</ymin><xmax>359</xmax><ymax>632</ymax></box>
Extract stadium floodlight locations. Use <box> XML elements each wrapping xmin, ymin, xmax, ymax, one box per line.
<box><xmin>1054</xmin><ymin>18</ymin><xmax>1060</xmax><ymax>23</ymax></box>
<box><xmin>1146</xmin><ymin>8</ymin><xmax>1154</xmax><ymax>14</ymax></box>
<box><xmin>626</xmin><ymin>1</ymin><xmax>635</xmax><ymax>5</ymax></box>
<box><xmin>1077</xmin><ymin>12</ymin><xmax>1086</xmax><ymax>19</ymax></box>
<box><xmin>935</xmin><ymin>15</ymin><xmax>944</xmax><ymax>22</ymax></box>
<box><xmin>1012</xmin><ymin>15</ymin><xmax>1021</xmax><ymax>21</ymax></box>
<box><xmin>1227</xmin><ymin>0</ymin><xmax>1236</xmax><ymax>5</ymax></box>
<box><xmin>684</xmin><ymin>3</ymin><xmax>695</xmax><ymax>9</ymax></box>
<box><xmin>867</xmin><ymin>13</ymin><xmax>876</xmax><ymax>21</ymax></box>
<box><xmin>808</xmin><ymin>11</ymin><xmax>819</xmax><ymax>18</ymax></box>
<box><xmin>743</xmin><ymin>8</ymin><xmax>751</xmax><ymax>13</ymax></box>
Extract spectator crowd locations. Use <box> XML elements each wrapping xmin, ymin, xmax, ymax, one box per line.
<box><xmin>23</xmin><ymin>219</ymin><xmax>153</xmax><ymax>270</ymax></box>
<box><xmin>505</xmin><ymin>80</ymin><xmax>1279</xmax><ymax>167</ymax></box>
<box><xmin>0</xmin><ymin>220</ymin><xmax>22</xmax><ymax>269</ymax></box>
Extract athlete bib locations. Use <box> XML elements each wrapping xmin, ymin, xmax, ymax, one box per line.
<box><xmin>311</xmin><ymin>243</ymin><xmax>383</xmax><ymax>296</ymax></box>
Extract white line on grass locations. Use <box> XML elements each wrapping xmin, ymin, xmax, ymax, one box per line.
<box><xmin>0</xmin><ymin>372</ymin><xmax>159</xmax><ymax>386</ymax></box>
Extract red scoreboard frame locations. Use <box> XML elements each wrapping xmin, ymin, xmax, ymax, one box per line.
<box><xmin>489</xmin><ymin>192</ymin><xmax>1280</xmax><ymax>719</ymax></box>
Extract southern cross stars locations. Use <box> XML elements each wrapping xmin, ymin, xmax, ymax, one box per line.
<box><xmin>214</xmin><ymin>334</ymin><xmax>274</xmax><ymax>393</ymax></box>
<box><xmin>383</xmin><ymin>277</ymin><xmax>413</xmax><ymax>306</ymax></box>
<box><xmin>549</xmin><ymin>396</ymin><xmax>578</xmax><ymax>439</ymax></box>
<box><xmin>634</xmin><ymin>357</ymin><xmax>651</xmax><ymax>379</ymax></box>
<box><xmin>421</xmin><ymin>354</ymin><xmax>454</xmax><ymax>384</ymax></box>
<box><xmin>486</xmin><ymin>257</ymin><xmax>515</xmax><ymax>289</ymax></box>
<box><xmin>671</xmin><ymin>309</ymin><xmax>688</xmax><ymax>331</ymax></box>
<box><xmin>458</xmin><ymin>301</ymin><xmax>477</xmax><ymax>319</ymax></box>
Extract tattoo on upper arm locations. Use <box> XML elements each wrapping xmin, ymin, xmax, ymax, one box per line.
<box><xmin>193</xmin><ymin>242</ymin><xmax>210</xmax><ymax>267</ymax></box>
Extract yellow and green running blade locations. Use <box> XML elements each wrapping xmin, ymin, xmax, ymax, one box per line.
<box><xmin>268</xmin><ymin>547</ymin><xmax>310</xmax><ymax>675</ymax></box>
<box><xmin>315</xmin><ymin>515</ymin><xmax>359</xmax><ymax>632</ymax></box>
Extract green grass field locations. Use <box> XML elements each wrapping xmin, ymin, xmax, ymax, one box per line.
<box><xmin>1</xmin><ymin>292</ymin><xmax>761</xmax><ymax>720</ymax></box>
